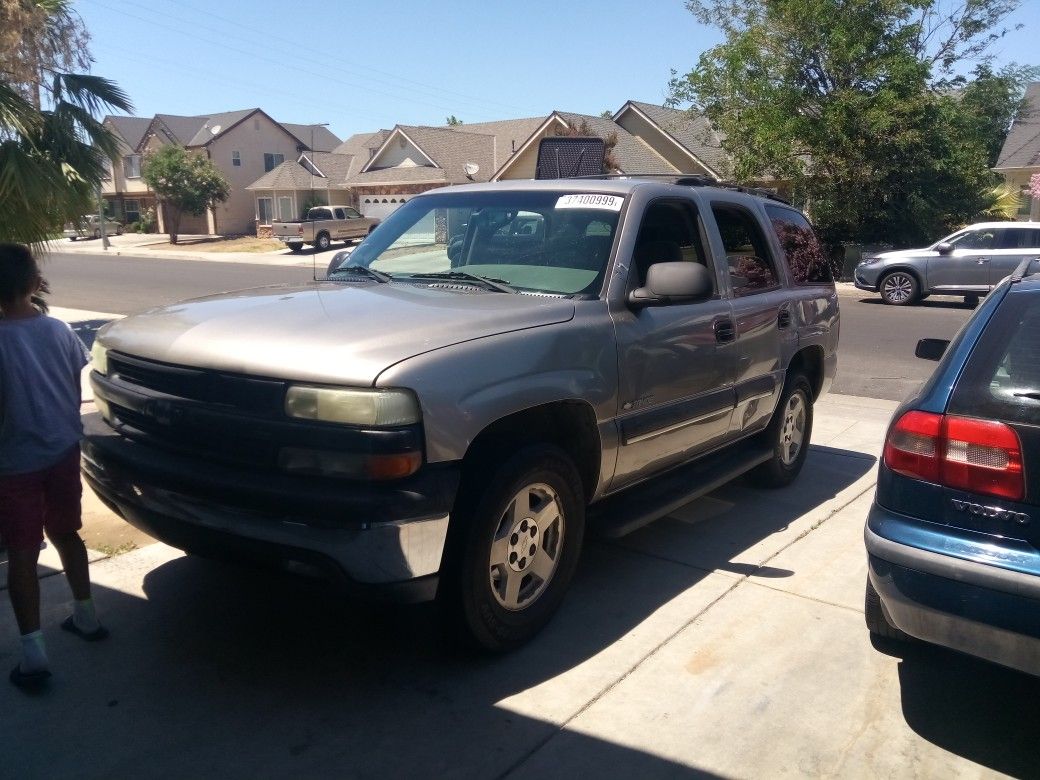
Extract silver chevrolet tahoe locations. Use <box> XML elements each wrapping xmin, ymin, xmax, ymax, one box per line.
<box><xmin>83</xmin><ymin>176</ymin><xmax>839</xmax><ymax>650</ymax></box>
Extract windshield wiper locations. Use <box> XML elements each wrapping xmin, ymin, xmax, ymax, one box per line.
<box><xmin>407</xmin><ymin>271</ymin><xmax>516</xmax><ymax>293</ymax></box>
<box><xmin>1013</xmin><ymin>391</ymin><xmax>1040</xmax><ymax>400</ymax></box>
<box><xmin>329</xmin><ymin>265</ymin><xmax>391</xmax><ymax>283</ymax></box>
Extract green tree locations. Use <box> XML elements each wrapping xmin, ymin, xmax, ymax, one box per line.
<box><xmin>668</xmin><ymin>0</ymin><xmax>1030</xmax><ymax>248</ymax></box>
<box><xmin>446</xmin><ymin>115</ymin><xmax>463</xmax><ymax>126</ymax></box>
<box><xmin>142</xmin><ymin>145</ymin><xmax>230</xmax><ymax>245</ymax></box>
<box><xmin>0</xmin><ymin>0</ymin><xmax>131</xmax><ymax>248</ymax></box>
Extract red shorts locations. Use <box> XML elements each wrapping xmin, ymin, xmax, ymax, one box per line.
<box><xmin>0</xmin><ymin>447</ymin><xmax>83</xmax><ymax>551</ymax></box>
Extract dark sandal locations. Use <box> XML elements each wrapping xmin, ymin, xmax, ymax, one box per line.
<box><xmin>10</xmin><ymin>664</ymin><xmax>51</xmax><ymax>691</ymax></box>
<box><xmin>61</xmin><ymin>615</ymin><xmax>110</xmax><ymax>642</ymax></box>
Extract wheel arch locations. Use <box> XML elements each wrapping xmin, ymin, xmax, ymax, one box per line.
<box><xmin>460</xmin><ymin>401</ymin><xmax>601</xmax><ymax>503</ymax></box>
<box><xmin>879</xmin><ymin>265</ymin><xmax>925</xmax><ymax>292</ymax></box>
<box><xmin>788</xmin><ymin>344</ymin><xmax>826</xmax><ymax>400</ymax></box>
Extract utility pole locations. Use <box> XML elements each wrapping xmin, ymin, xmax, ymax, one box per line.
<box><xmin>96</xmin><ymin>184</ymin><xmax>110</xmax><ymax>250</ymax></box>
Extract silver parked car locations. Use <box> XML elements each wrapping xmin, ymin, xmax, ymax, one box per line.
<box><xmin>854</xmin><ymin>221</ymin><xmax>1040</xmax><ymax>305</ymax></box>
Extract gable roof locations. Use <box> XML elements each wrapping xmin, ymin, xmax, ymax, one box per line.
<box><xmin>104</xmin><ymin>115</ymin><xmax>152</xmax><ymax>151</ymax></box>
<box><xmin>185</xmin><ymin>109</ymin><xmax>262</xmax><ymax>146</ymax></box>
<box><xmin>245</xmin><ymin>160</ymin><xmax>324</xmax><ymax>191</ymax></box>
<box><xmin>281</xmin><ymin>123</ymin><xmax>342</xmax><ymax>152</ymax></box>
<box><xmin>301</xmin><ymin>151</ymin><xmax>355</xmax><ymax>183</ymax></box>
<box><xmin>453</xmin><ymin>117</ymin><xmax>546</xmax><ymax>170</ymax></box>
<box><xmin>617</xmin><ymin>101</ymin><xmax>729</xmax><ymax>177</ymax></box>
<box><xmin>555</xmin><ymin>111</ymin><xmax>676</xmax><ymax>175</ymax></box>
<box><xmin>357</xmin><ymin>124</ymin><xmax>495</xmax><ymax>184</ymax></box>
<box><xmin>996</xmin><ymin>82</ymin><xmax>1040</xmax><ymax>170</ymax></box>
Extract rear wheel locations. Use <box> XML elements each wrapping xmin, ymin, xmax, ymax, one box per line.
<box><xmin>445</xmin><ymin>444</ymin><xmax>585</xmax><ymax>652</ymax></box>
<box><xmin>879</xmin><ymin>271</ymin><xmax>919</xmax><ymax>305</ymax></box>
<box><xmin>287</xmin><ymin>242</ymin><xmax>303</xmax><ymax>253</ymax></box>
<box><xmin>93</xmin><ymin>228</ymin><xmax>101</xmax><ymax>240</ymax></box>
<box><xmin>315</xmin><ymin>232</ymin><xmax>331</xmax><ymax>251</ymax></box>
<box><xmin>748</xmin><ymin>373</ymin><xmax>813</xmax><ymax>488</ymax></box>
<box><xmin>865</xmin><ymin>576</ymin><xmax>911</xmax><ymax>641</ymax></box>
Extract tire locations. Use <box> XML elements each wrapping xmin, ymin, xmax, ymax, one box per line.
<box><xmin>287</xmin><ymin>242</ymin><xmax>303</xmax><ymax>253</ymax></box>
<box><xmin>116</xmin><ymin>226</ymin><xmax>123</xmax><ymax>236</ymax></box>
<box><xmin>69</xmin><ymin>236</ymin><xmax>77</xmax><ymax>242</ymax></box>
<box><xmin>879</xmin><ymin>270</ymin><xmax>919</xmax><ymax>305</ymax></box>
<box><xmin>748</xmin><ymin>373</ymin><xmax>813</xmax><ymax>488</ymax></box>
<box><xmin>445</xmin><ymin>444</ymin><xmax>585</xmax><ymax>652</ymax></box>
<box><xmin>93</xmin><ymin>229</ymin><xmax>101</xmax><ymax>240</ymax></box>
<box><xmin>964</xmin><ymin>294</ymin><xmax>979</xmax><ymax>307</ymax></box>
<box><xmin>865</xmin><ymin>576</ymin><xmax>910</xmax><ymax>642</ymax></box>
<box><xmin>315</xmin><ymin>232</ymin><xmax>331</xmax><ymax>251</ymax></box>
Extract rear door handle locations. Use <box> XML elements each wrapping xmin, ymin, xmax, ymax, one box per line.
<box><xmin>777</xmin><ymin>306</ymin><xmax>792</xmax><ymax>329</ymax></box>
<box><xmin>976</xmin><ymin>258</ymin><xmax>989</xmax><ymax>264</ymax></box>
<box><xmin>714</xmin><ymin>318</ymin><xmax>736</xmax><ymax>344</ymax></box>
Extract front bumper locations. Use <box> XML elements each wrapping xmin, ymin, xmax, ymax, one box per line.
<box><xmin>865</xmin><ymin>502</ymin><xmax>1040</xmax><ymax>676</ymax></box>
<box><xmin>81</xmin><ymin>413</ymin><xmax>459</xmax><ymax>602</ymax></box>
<box><xmin>853</xmin><ymin>266</ymin><xmax>878</xmax><ymax>291</ymax></box>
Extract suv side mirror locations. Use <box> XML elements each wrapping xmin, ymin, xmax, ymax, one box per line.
<box><xmin>915</xmin><ymin>338</ymin><xmax>949</xmax><ymax>361</ymax></box>
<box><xmin>630</xmin><ymin>262</ymin><xmax>713</xmax><ymax>308</ymax></box>
<box><xmin>935</xmin><ymin>242</ymin><xmax>953</xmax><ymax>255</ymax></box>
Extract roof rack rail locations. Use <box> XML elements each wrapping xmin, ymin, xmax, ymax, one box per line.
<box><xmin>567</xmin><ymin>173</ymin><xmax>792</xmax><ymax>205</ymax></box>
<box><xmin>1010</xmin><ymin>256</ymin><xmax>1040</xmax><ymax>283</ymax></box>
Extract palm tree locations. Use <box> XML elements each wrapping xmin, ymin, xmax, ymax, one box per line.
<box><xmin>0</xmin><ymin>0</ymin><xmax>132</xmax><ymax>247</ymax></box>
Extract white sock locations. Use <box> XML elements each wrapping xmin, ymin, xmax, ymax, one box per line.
<box><xmin>73</xmin><ymin>598</ymin><xmax>100</xmax><ymax>633</ymax></box>
<box><xmin>20</xmin><ymin>630</ymin><xmax>49</xmax><ymax>673</ymax></box>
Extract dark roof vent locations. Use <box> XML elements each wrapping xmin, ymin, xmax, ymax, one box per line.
<box><xmin>535</xmin><ymin>136</ymin><xmax>604</xmax><ymax>179</ymax></box>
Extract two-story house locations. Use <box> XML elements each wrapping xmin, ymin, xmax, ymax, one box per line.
<box><xmin>102</xmin><ymin>109</ymin><xmax>341</xmax><ymax>235</ymax></box>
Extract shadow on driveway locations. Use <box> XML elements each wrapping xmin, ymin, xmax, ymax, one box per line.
<box><xmin>3</xmin><ymin>446</ymin><xmax>874</xmax><ymax>777</ymax></box>
<box><xmin>867</xmin><ymin>637</ymin><xmax>1040</xmax><ymax>778</ymax></box>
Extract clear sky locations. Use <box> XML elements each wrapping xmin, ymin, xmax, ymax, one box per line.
<box><xmin>76</xmin><ymin>0</ymin><xmax>1040</xmax><ymax>144</ymax></box>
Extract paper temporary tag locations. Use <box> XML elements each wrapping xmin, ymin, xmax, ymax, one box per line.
<box><xmin>555</xmin><ymin>194</ymin><xmax>624</xmax><ymax>211</ymax></box>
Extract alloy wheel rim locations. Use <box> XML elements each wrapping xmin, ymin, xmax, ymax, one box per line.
<box><xmin>780</xmin><ymin>393</ymin><xmax>806</xmax><ymax>466</ymax></box>
<box><xmin>883</xmin><ymin>273</ymin><xmax>913</xmax><ymax>302</ymax></box>
<box><xmin>488</xmin><ymin>482</ymin><xmax>564</xmax><ymax>611</ymax></box>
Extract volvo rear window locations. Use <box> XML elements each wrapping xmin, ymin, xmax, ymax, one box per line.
<box><xmin>948</xmin><ymin>293</ymin><xmax>1040</xmax><ymax>426</ymax></box>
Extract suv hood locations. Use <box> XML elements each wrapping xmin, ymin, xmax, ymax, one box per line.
<box><xmin>874</xmin><ymin>247</ymin><xmax>933</xmax><ymax>260</ymax></box>
<box><xmin>98</xmin><ymin>282</ymin><xmax>575</xmax><ymax>386</ymax></box>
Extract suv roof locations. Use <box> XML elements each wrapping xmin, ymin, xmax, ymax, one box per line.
<box><xmin>435</xmin><ymin>176</ymin><xmax>793</xmax><ymax>206</ymax></box>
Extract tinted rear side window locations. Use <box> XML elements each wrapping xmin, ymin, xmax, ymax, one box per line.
<box><xmin>948</xmin><ymin>293</ymin><xmax>1040</xmax><ymax>426</ymax></box>
<box><xmin>1000</xmin><ymin>229</ymin><xmax>1040</xmax><ymax>249</ymax></box>
<box><xmin>713</xmin><ymin>204</ymin><xmax>779</xmax><ymax>295</ymax></box>
<box><xmin>765</xmin><ymin>205</ymin><xmax>834</xmax><ymax>285</ymax></box>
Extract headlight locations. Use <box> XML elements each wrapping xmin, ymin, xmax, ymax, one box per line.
<box><xmin>284</xmin><ymin>385</ymin><xmax>420</xmax><ymax>426</ymax></box>
<box><xmin>90</xmin><ymin>340</ymin><xmax>108</xmax><ymax>375</ymax></box>
<box><xmin>858</xmin><ymin>256</ymin><xmax>882</xmax><ymax>266</ymax></box>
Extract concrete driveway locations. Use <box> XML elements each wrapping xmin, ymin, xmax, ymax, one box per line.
<box><xmin>2</xmin><ymin>395</ymin><xmax>1038</xmax><ymax>778</ymax></box>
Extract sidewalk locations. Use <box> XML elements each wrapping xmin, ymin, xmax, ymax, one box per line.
<box><xmin>12</xmin><ymin>392</ymin><xmax>1032</xmax><ymax>777</ymax></box>
<box><xmin>50</xmin><ymin>233</ymin><xmax>329</xmax><ymax>268</ymax></box>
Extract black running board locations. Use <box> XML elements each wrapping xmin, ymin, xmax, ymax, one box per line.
<box><xmin>590</xmin><ymin>441</ymin><xmax>773</xmax><ymax>539</ymax></box>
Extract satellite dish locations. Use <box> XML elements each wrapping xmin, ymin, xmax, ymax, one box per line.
<box><xmin>463</xmin><ymin>162</ymin><xmax>480</xmax><ymax>177</ymax></box>
<box><xmin>209</xmin><ymin>124</ymin><xmax>222</xmax><ymax>135</ymax></box>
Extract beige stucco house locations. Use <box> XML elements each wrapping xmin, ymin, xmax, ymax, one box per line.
<box><xmin>995</xmin><ymin>82</ymin><xmax>1040</xmax><ymax>221</ymax></box>
<box><xmin>102</xmin><ymin>109</ymin><xmax>341</xmax><ymax>235</ymax></box>
<box><xmin>243</xmin><ymin>102</ymin><xmax>732</xmax><ymax>233</ymax></box>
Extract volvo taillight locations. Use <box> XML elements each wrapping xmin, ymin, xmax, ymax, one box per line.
<box><xmin>884</xmin><ymin>411</ymin><xmax>1025</xmax><ymax>501</ymax></box>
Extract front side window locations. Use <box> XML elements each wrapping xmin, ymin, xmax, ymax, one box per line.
<box><xmin>713</xmin><ymin>203</ymin><xmax>779</xmax><ymax>295</ymax></box>
<box><xmin>632</xmin><ymin>199</ymin><xmax>711</xmax><ymax>288</ymax></box>
<box><xmin>765</xmin><ymin>205</ymin><xmax>833</xmax><ymax>285</ymax></box>
<box><xmin>345</xmin><ymin>208</ymin><xmax>361</xmax><ymax>219</ymax></box>
<box><xmin>335</xmin><ymin>190</ymin><xmax>626</xmax><ymax>296</ymax></box>
<box><xmin>123</xmin><ymin>154</ymin><xmax>141</xmax><ymax>178</ymax></box>
<box><xmin>264</xmin><ymin>152</ymin><xmax>285</xmax><ymax>172</ymax></box>
<box><xmin>947</xmin><ymin>229</ymin><xmax>998</xmax><ymax>250</ymax></box>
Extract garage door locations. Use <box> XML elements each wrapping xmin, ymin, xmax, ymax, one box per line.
<box><xmin>360</xmin><ymin>196</ymin><xmax>408</xmax><ymax>220</ymax></box>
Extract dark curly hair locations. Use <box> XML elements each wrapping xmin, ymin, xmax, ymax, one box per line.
<box><xmin>0</xmin><ymin>243</ymin><xmax>48</xmax><ymax>314</ymax></box>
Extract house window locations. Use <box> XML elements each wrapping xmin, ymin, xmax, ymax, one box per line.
<box><xmin>257</xmin><ymin>198</ymin><xmax>273</xmax><ymax>224</ymax></box>
<box><xmin>124</xmin><ymin>154</ymin><xmax>141</xmax><ymax>179</ymax></box>
<box><xmin>124</xmin><ymin>199</ymin><xmax>141</xmax><ymax>223</ymax></box>
<box><xmin>278</xmin><ymin>196</ymin><xmax>294</xmax><ymax>220</ymax></box>
<box><xmin>264</xmin><ymin>153</ymin><xmax>285</xmax><ymax>172</ymax></box>
<box><xmin>232</xmin><ymin>151</ymin><xmax>241</xmax><ymax>167</ymax></box>
<box><xmin>102</xmin><ymin>160</ymin><xmax>113</xmax><ymax>181</ymax></box>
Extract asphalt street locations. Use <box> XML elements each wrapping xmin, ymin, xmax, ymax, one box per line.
<box><xmin>42</xmin><ymin>250</ymin><xmax>976</xmax><ymax>402</ymax></box>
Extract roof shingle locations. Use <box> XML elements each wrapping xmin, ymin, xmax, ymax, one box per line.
<box><xmin>996</xmin><ymin>83</ymin><xmax>1040</xmax><ymax>169</ymax></box>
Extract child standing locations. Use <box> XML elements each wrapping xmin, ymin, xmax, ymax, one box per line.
<box><xmin>0</xmin><ymin>243</ymin><xmax>107</xmax><ymax>691</ymax></box>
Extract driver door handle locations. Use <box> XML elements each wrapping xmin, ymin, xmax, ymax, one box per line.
<box><xmin>976</xmin><ymin>258</ymin><xmax>989</xmax><ymax>264</ymax></box>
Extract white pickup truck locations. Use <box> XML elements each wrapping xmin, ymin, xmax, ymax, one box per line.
<box><xmin>273</xmin><ymin>205</ymin><xmax>379</xmax><ymax>252</ymax></box>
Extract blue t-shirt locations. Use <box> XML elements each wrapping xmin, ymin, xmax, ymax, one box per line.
<box><xmin>0</xmin><ymin>314</ymin><xmax>89</xmax><ymax>475</ymax></box>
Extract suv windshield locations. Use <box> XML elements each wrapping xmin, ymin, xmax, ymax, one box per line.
<box><xmin>333</xmin><ymin>191</ymin><xmax>624</xmax><ymax>296</ymax></box>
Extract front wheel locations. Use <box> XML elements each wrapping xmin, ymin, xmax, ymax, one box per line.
<box><xmin>879</xmin><ymin>271</ymin><xmax>919</xmax><ymax>305</ymax></box>
<box><xmin>93</xmin><ymin>229</ymin><xmax>101</xmax><ymax>240</ymax></box>
<box><xmin>447</xmin><ymin>445</ymin><xmax>585</xmax><ymax>652</ymax></box>
<box><xmin>748</xmin><ymin>373</ymin><xmax>813</xmax><ymax>488</ymax></box>
<box><xmin>315</xmin><ymin>232</ymin><xmax>331</xmax><ymax>251</ymax></box>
